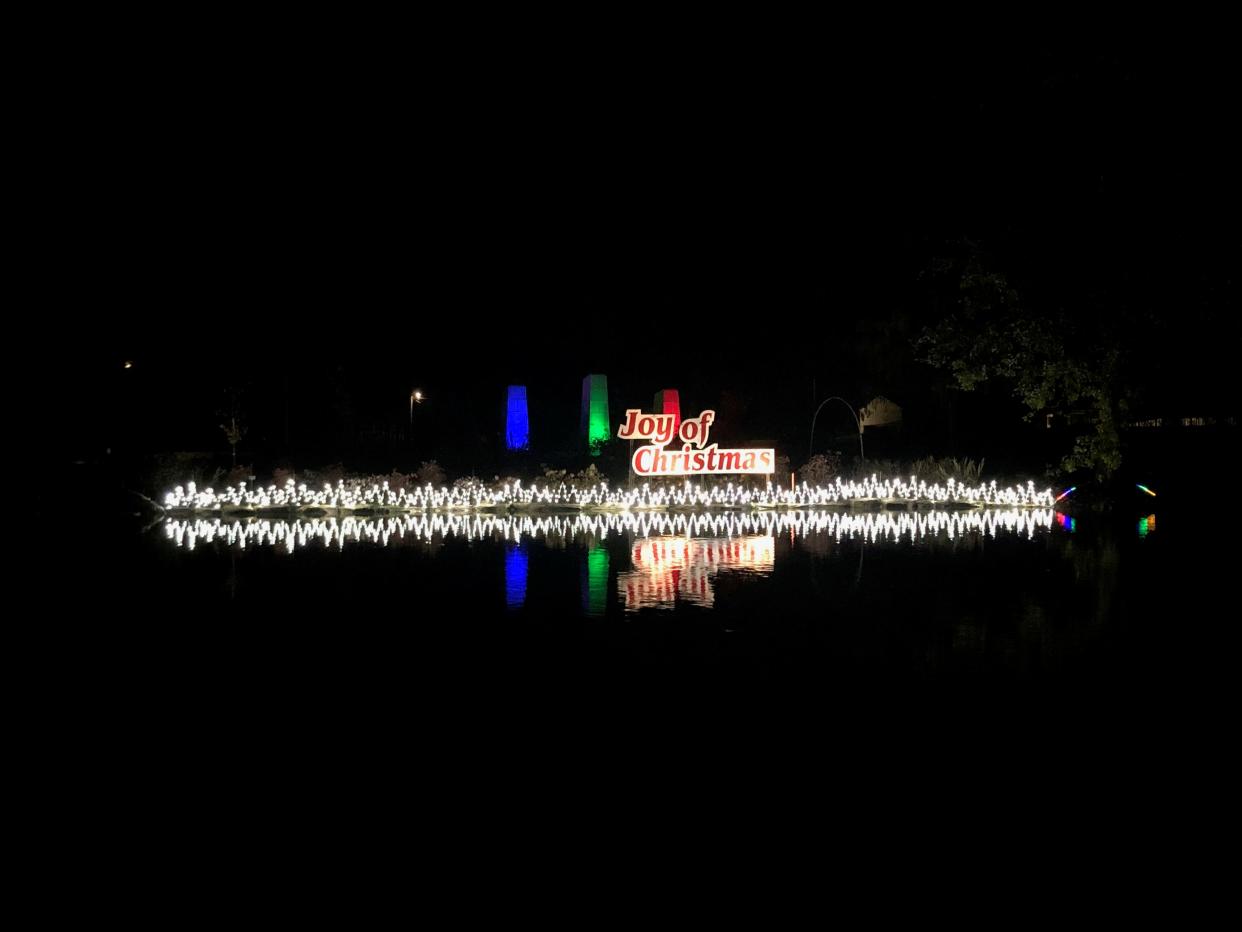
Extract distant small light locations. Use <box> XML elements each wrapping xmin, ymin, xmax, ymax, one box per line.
<box><xmin>123</xmin><ymin>360</ymin><xmax>134</xmax><ymax>369</ymax></box>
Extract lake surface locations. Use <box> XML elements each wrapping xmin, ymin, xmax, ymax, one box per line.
<box><xmin>46</xmin><ymin>496</ymin><xmax>1235</xmax><ymax>777</ymax></box>
<box><xmin>97</xmin><ymin>506</ymin><xmax>1194</xmax><ymax>696</ymax></box>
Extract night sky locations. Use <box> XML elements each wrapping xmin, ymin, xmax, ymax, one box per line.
<box><xmin>38</xmin><ymin>38</ymin><xmax>1238</xmax><ymax>474</ymax></box>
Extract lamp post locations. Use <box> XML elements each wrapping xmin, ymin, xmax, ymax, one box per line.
<box><xmin>810</xmin><ymin>396</ymin><xmax>864</xmax><ymax>465</ymax></box>
<box><xmin>409</xmin><ymin>389</ymin><xmax>424</xmax><ymax>425</ymax></box>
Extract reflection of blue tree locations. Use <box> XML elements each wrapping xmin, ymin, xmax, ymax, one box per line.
<box><xmin>504</xmin><ymin>544</ymin><xmax>528</xmax><ymax>610</ymax></box>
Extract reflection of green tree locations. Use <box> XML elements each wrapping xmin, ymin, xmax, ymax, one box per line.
<box><xmin>582</xmin><ymin>545</ymin><xmax>610</xmax><ymax>616</ymax></box>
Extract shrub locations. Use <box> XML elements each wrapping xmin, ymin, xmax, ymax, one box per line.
<box><xmin>798</xmin><ymin>452</ymin><xmax>842</xmax><ymax>487</ymax></box>
<box><xmin>910</xmin><ymin>456</ymin><xmax>985</xmax><ymax>484</ymax></box>
<box><xmin>380</xmin><ymin>470</ymin><xmax>411</xmax><ymax>492</ymax></box>
<box><xmin>148</xmin><ymin>452</ymin><xmax>217</xmax><ymax>495</ymax></box>
<box><xmin>414</xmin><ymin>460</ymin><xmax>447</xmax><ymax>487</ymax></box>
<box><xmin>852</xmin><ymin>458</ymin><xmax>901</xmax><ymax>480</ymax></box>
<box><xmin>541</xmin><ymin>463</ymin><xmax>605</xmax><ymax>489</ymax></box>
<box><xmin>772</xmin><ymin>454</ymin><xmax>792</xmax><ymax>486</ymax></box>
<box><xmin>228</xmin><ymin>464</ymin><xmax>253</xmax><ymax>486</ymax></box>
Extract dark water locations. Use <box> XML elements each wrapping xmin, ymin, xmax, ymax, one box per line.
<box><xmin>38</xmin><ymin>498</ymin><xmax>1235</xmax><ymax>821</ymax></box>
<box><xmin>72</xmin><ymin>506</ymin><xmax>1217</xmax><ymax>703</ymax></box>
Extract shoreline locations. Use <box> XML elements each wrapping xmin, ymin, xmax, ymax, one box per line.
<box><xmin>158</xmin><ymin>499</ymin><xmax>1027</xmax><ymax>518</ymax></box>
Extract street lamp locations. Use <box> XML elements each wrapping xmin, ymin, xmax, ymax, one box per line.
<box><xmin>409</xmin><ymin>389</ymin><xmax>425</xmax><ymax>424</ymax></box>
<box><xmin>810</xmin><ymin>395</ymin><xmax>864</xmax><ymax>465</ymax></box>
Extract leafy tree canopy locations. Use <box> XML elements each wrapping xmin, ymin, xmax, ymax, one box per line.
<box><xmin>916</xmin><ymin>247</ymin><xmax>1126</xmax><ymax>479</ymax></box>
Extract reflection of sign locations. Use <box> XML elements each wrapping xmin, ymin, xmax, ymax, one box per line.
<box><xmin>618</xmin><ymin>536</ymin><xmax>775</xmax><ymax>610</ymax></box>
<box><xmin>859</xmin><ymin>396</ymin><xmax>901</xmax><ymax>431</ymax></box>
<box><xmin>617</xmin><ymin>408</ymin><xmax>774</xmax><ymax>476</ymax></box>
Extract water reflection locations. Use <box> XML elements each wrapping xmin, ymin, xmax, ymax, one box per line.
<box><xmin>504</xmin><ymin>544</ymin><xmax>528</xmax><ymax>609</ymax></box>
<box><xmin>135</xmin><ymin>504</ymin><xmax>1177</xmax><ymax>685</ymax></box>
<box><xmin>160</xmin><ymin>509</ymin><xmax>1065</xmax><ymax>617</ymax></box>
<box><xmin>620</xmin><ymin>536</ymin><xmax>775</xmax><ymax>610</ymax></box>
<box><xmin>162</xmin><ymin>508</ymin><xmax>1058</xmax><ymax>552</ymax></box>
<box><xmin>582</xmin><ymin>545</ymin><xmax>610</xmax><ymax>616</ymax></box>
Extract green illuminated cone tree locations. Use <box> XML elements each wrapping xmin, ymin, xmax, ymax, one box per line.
<box><xmin>916</xmin><ymin>253</ymin><xmax>1125</xmax><ymax>480</ymax></box>
<box><xmin>581</xmin><ymin>374</ymin><xmax>610</xmax><ymax>456</ymax></box>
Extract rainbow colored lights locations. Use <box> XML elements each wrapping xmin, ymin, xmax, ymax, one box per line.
<box><xmin>1055</xmin><ymin>486</ymin><xmax>1077</xmax><ymax>502</ymax></box>
<box><xmin>1137</xmin><ymin>484</ymin><xmax>1157</xmax><ymax>497</ymax></box>
<box><xmin>1137</xmin><ymin>513</ymin><xmax>1156</xmax><ymax>538</ymax></box>
<box><xmin>505</xmin><ymin>385</ymin><xmax>530</xmax><ymax>451</ymax></box>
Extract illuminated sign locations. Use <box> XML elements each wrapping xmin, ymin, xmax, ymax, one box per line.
<box><xmin>617</xmin><ymin>408</ymin><xmax>774</xmax><ymax>476</ymax></box>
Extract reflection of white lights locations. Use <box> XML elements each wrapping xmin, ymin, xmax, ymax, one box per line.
<box><xmin>619</xmin><ymin>536</ymin><xmax>775</xmax><ymax>610</ymax></box>
<box><xmin>162</xmin><ymin>476</ymin><xmax>1055</xmax><ymax>513</ymax></box>
<box><xmin>162</xmin><ymin>508</ymin><xmax>1057</xmax><ymax>553</ymax></box>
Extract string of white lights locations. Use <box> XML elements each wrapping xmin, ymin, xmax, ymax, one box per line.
<box><xmin>162</xmin><ymin>476</ymin><xmax>1056</xmax><ymax>513</ymax></box>
<box><xmin>163</xmin><ymin>508</ymin><xmax>1057</xmax><ymax>553</ymax></box>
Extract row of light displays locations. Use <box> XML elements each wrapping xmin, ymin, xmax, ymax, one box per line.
<box><xmin>618</xmin><ymin>536</ymin><xmax>775</xmax><ymax>610</ymax></box>
<box><xmin>163</xmin><ymin>508</ymin><xmax>1057</xmax><ymax>552</ymax></box>
<box><xmin>166</xmin><ymin>475</ymin><xmax>1056</xmax><ymax>511</ymax></box>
